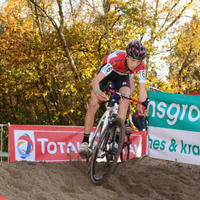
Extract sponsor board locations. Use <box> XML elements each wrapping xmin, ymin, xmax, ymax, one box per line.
<box><xmin>148</xmin><ymin>91</ymin><xmax>200</xmax><ymax>165</ymax></box>
<box><xmin>9</xmin><ymin>125</ymin><xmax>84</xmax><ymax>162</ymax></box>
<box><xmin>9</xmin><ymin>125</ymin><xmax>148</xmax><ymax>162</ymax></box>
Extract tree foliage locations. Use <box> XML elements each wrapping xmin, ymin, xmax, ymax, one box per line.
<box><xmin>0</xmin><ymin>0</ymin><xmax>199</xmax><ymax>126</ymax></box>
<box><xmin>167</xmin><ymin>14</ymin><xmax>200</xmax><ymax>94</ymax></box>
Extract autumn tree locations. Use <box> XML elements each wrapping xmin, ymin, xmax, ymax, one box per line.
<box><xmin>0</xmin><ymin>0</ymin><xmax>199</xmax><ymax>126</ymax></box>
<box><xmin>166</xmin><ymin>13</ymin><xmax>200</xmax><ymax>94</ymax></box>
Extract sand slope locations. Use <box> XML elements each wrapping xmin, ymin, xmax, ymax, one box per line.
<box><xmin>0</xmin><ymin>157</ymin><xmax>200</xmax><ymax>200</ymax></box>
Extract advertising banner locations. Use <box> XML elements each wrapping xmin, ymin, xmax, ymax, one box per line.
<box><xmin>148</xmin><ymin>91</ymin><xmax>200</xmax><ymax>165</ymax></box>
<box><xmin>121</xmin><ymin>131</ymin><xmax>148</xmax><ymax>160</ymax></box>
<box><xmin>9</xmin><ymin>125</ymin><xmax>148</xmax><ymax>162</ymax></box>
<box><xmin>9</xmin><ymin>125</ymin><xmax>84</xmax><ymax>162</ymax></box>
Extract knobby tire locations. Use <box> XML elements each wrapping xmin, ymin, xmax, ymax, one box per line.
<box><xmin>90</xmin><ymin>117</ymin><xmax>125</xmax><ymax>185</ymax></box>
<box><xmin>121</xmin><ymin>135</ymin><xmax>131</xmax><ymax>162</ymax></box>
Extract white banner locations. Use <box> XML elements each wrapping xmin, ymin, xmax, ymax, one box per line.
<box><xmin>148</xmin><ymin>91</ymin><xmax>200</xmax><ymax>165</ymax></box>
<box><xmin>149</xmin><ymin>126</ymin><xmax>200</xmax><ymax>165</ymax></box>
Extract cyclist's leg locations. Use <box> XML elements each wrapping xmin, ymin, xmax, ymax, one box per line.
<box><xmin>114</xmin><ymin>74</ymin><xmax>131</xmax><ymax>121</ymax></box>
<box><xmin>84</xmin><ymin>90</ymin><xmax>99</xmax><ymax>135</ymax></box>
<box><xmin>84</xmin><ymin>76</ymin><xmax>109</xmax><ymax>136</ymax></box>
<box><xmin>112</xmin><ymin>75</ymin><xmax>131</xmax><ymax>142</ymax></box>
<box><xmin>118</xmin><ymin>86</ymin><xmax>131</xmax><ymax>120</ymax></box>
<box><xmin>79</xmin><ymin>77</ymin><xmax>109</xmax><ymax>158</ymax></box>
<box><xmin>79</xmin><ymin>90</ymin><xmax>99</xmax><ymax>158</ymax></box>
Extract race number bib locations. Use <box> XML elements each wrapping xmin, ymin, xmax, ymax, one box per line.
<box><xmin>138</xmin><ymin>70</ymin><xmax>146</xmax><ymax>83</ymax></box>
<box><xmin>100</xmin><ymin>63</ymin><xmax>113</xmax><ymax>76</ymax></box>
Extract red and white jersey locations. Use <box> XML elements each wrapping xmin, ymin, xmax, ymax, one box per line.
<box><xmin>98</xmin><ymin>50</ymin><xmax>146</xmax><ymax>83</ymax></box>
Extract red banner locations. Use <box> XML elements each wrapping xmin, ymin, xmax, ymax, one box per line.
<box><xmin>9</xmin><ymin>125</ymin><xmax>148</xmax><ymax>162</ymax></box>
<box><xmin>190</xmin><ymin>92</ymin><xmax>200</xmax><ymax>96</ymax></box>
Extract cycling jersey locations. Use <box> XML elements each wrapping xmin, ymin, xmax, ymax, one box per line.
<box><xmin>98</xmin><ymin>50</ymin><xmax>146</xmax><ymax>83</ymax></box>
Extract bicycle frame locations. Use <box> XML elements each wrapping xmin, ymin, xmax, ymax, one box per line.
<box><xmin>88</xmin><ymin>86</ymin><xmax>149</xmax><ymax>156</ymax></box>
<box><xmin>88</xmin><ymin>93</ymin><xmax>119</xmax><ymax>152</ymax></box>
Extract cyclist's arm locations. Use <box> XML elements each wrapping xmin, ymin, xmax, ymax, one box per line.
<box><xmin>137</xmin><ymin>82</ymin><xmax>148</xmax><ymax>116</ymax></box>
<box><xmin>137</xmin><ymin>68</ymin><xmax>146</xmax><ymax>101</ymax></box>
<box><xmin>92</xmin><ymin>72</ymin><xmax>107</xmax><ymax>101</ymax></box>
<box><xmin>137</xmin><ymin>68</ymin><xmax>147</xmax><ymax>115</ymax></box>
<box><xmin>139</xmin><ymin>82</ymin><xmax>147</xmax><ymax>102</ymax></box>
<box><xmin>92</xmin><ymin>63</ymin><xmax>114</xmax><ymax>101</ymax></box>
<box><xmin>92</xmin><ymin>72</ymin><xmax>105</xmax><ymax>93</ymax></box>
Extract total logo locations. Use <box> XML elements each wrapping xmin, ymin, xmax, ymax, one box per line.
<box><xmin>17</xmin><ymin>133</ymin><xmax>34</xmax><ymax>159</ymax></box>
<box><xmin>37</xmin><ymin>138</ymin><xmax>79</xmax><ymax>155</ymax></box>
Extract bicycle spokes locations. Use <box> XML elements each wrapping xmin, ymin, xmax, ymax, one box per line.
<box><xmin>90</xmin><ymin>117</ymin><xmax>125</xmax><ymax>185</ymax></box>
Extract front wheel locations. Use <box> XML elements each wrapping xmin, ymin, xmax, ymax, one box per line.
<box><xmin>88</xmin><ymin>113</ymin><xmax>109</xmax><ymax>156</ymax></box>
<box><xmin>90</xmin><ymin>117</ymin><xmax>125</xmax><ymax>185</ymax></box>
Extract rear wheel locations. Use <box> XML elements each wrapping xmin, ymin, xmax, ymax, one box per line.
<box><xmin>121</xmin><ymin>134</ymin><xmax>131</xmax><ymax>162</ymax></box>
<box><xmin>90</xmin><ymin>117</ymin><xmax>125</xmax><ymax>185</ymax></box>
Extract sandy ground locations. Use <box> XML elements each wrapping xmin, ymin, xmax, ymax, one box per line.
<box><xmin>0</xmin><ymin>156</ymin><xmax>200</xmax><ymax>200</ymax></box>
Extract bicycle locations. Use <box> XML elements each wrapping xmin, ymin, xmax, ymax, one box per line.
<box><xmin>86</xmin><ymin>85</ymin><xmax>149</xmax><ymax>185</ymax></box>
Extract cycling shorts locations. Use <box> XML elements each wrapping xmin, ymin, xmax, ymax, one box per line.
<box><xmin>99</xmin><ymin>71</ymin><xmax>130</xmax><ymax>91</ymax></box>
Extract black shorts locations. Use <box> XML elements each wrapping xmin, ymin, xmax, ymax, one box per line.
<box><xmin>99</xmin><ymin>71</ymin><xmax>130</xmax><ymax>91</ymax></box>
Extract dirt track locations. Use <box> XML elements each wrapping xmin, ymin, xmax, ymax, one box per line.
<box><xmin>0</xmin><ymin>156</ymin><xmax>200</xmax><ymax>200</ymax></box>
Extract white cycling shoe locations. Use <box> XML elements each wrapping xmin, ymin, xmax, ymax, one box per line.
<box><xmin>78</xmin><ymin>142</ymin><xmax>90</xmax><ymax>158</ymax></box>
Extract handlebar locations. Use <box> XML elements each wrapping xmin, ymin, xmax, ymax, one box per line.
<box><xmin>109</xmin><ymin>89</ymin><xmax>149</xmax><ymax>109</ymax></box>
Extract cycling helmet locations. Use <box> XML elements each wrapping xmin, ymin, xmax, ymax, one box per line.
<box><xmin>126</xmin><ymin>41</ymin><xmax>146</xmax><ymax>60</ymax></box>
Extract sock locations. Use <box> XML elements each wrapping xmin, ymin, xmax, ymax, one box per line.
<box><xmin>82</xmin><ymin>133</ymin><xmax>89</xmax><ymax>143</ymax></box>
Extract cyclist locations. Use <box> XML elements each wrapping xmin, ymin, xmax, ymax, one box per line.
<box><xmin>79</xmin><ymin>40</ymin><xmax>148</xmax><ymax>158</ymax></box>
